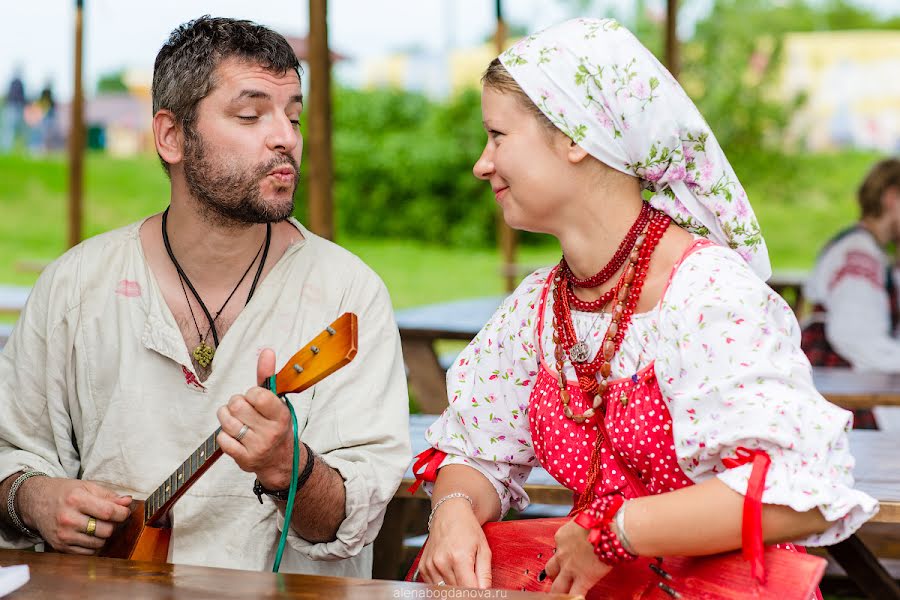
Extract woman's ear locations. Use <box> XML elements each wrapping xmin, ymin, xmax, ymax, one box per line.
<box><xmin>567</xmin><ymin>139</ymin><xmax>590</xmax><ymax>164</ymax></box>
<box><xmin>153</xmin><ymin>109</ymin><xmax>183</xmax><ymax>168</ymax></box>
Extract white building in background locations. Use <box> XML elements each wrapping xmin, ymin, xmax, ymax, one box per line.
<box><xmin>780</xmin><ymin>30</ymin><xmax>900</xmax><ymax>153</ymax></box>
<box><xmin>350</xmin><ymin>42</ymin><xmax>498</xmax><ymax>98</ymax></box>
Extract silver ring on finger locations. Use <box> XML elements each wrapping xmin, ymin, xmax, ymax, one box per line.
<box><xmin>437</xmin><ymin>580</ymin><xmax>446</xmax><ymax>586</ymax></box>
<box><xmin>235</xmin><ymin>424</ymin><xmax>250</xmax><ymax>442</ymax></box>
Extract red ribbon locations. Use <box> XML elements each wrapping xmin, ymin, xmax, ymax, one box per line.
<box><xmin>722</xmin><ymin>447</ymin><xmax>772</xmax><ymax>585</ymax></box>
<box><xmin>573</xmin><ymin>495</ymin><xmax>624</xmax><ymax>546</ymax></box>
<box><xmin>407</xmin><ymin>448</ymin><xmax>448</xmax><ymax>494</ymax></box>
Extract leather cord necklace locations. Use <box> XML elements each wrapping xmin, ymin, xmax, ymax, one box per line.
<box><xmin>161</xmin><ymin>207</ymin><xmax>272</xmax><ymax>368</ymax></box>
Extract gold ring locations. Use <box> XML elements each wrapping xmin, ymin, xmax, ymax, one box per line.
<box><xmin>235</xmin><ymin>424</ymin><xmax>250</xmax><ymax>442</ymax></box>
<box><xmin>86</xmin><ymin>516</ymin><xmax>97</xmax><ymax>537</ymax></box>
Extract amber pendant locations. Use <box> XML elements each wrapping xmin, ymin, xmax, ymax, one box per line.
<box><xmin>192</xmin><ymin>341</ymin><xmax>215</xmax><ymax>368</ymax></box>
<box><xmin>619</xmin><ymin>391</ymin><xmax>629</xmax><ymax>407</ymax></box>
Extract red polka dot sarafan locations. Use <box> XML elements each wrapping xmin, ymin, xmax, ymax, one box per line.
<box><xmin>528</xmin><ymin>362</ymin><xmax>692</xmax><ymax>504</ymax></box>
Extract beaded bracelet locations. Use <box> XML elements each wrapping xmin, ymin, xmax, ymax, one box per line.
<box><xmin>427</xmin><ymin>492</ymin><xmax>474</xmax><ymax>531</ymax></box>
<box><xmin>573</xmin><ymin>494</ymin><xmax>638</xmax><ymax>566</ymax></box>
<box><xmin>6</xmin><ymin>470</ymin><xmax>47</xmax><ymax>538</ymax></box>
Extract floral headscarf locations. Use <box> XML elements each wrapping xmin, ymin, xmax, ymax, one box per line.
<box><xmin>500</xmin><ymin>18</ymin><xmax>771</xmax><ymax>279</ymax></box>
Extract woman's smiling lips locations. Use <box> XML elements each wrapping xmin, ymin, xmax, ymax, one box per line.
<box><xmin>494</xmin><ymin>186</ymin><xmax>509</xmax><ymax>202</ymax></box>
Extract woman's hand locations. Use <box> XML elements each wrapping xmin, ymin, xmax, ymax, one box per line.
<box><xmin>543</xmin><ymin>519</ymin><xmax>612</xmax><ymax>596</ymax></box>
<box><xmin>418</xmin><ymin>497</ymin><xmax>492</xmax><ymax>588</ymax></box>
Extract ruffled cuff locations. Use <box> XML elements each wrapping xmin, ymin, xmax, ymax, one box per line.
<box><xmin>421</xmin><ymin>453</ymin><xmax>530</xmax><ymax>519</ymax></box>
<box><xmin>717</xmin><ymin>461</ymin><xmax>878</xmax><ymax>546</ymax></box>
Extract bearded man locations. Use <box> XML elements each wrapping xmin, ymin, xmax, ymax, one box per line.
<box><xmin>0</xmin><ymin>16</ymin><xmax>410</xmax><ymax>577</ymax></box>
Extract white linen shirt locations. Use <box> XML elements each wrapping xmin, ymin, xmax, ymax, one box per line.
<box><xmin>803</xmin><ymin>226</ymin><xmax>900</xmax><ymax>373</ymax></box>
<box><xmin>0</xmin><ymin>218</ymin><xmax>411</xmax><ymax>577</ymax></box>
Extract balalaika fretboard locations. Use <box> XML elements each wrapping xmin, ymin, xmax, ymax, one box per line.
<box><xmin>143</xmin><ymin>428</ymin><xmax>223</xmax><ymax>525</ymax></box>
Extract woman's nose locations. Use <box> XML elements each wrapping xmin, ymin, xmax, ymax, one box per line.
<box><xmin>473</xmin><ymin>144</ymin><xmax>494</xmax><ymax>180</ymax></box>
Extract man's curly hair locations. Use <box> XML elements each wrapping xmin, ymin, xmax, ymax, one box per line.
<box><xmin>152</xmin><ymin>16</ymin><xmax>302</xmax><ymax>173</ymax></box>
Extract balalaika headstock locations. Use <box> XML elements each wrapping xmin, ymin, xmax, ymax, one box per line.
<box><xmin>273</xmin><ymin>312</ymin><xmax>358</xmax><ymax>395</ymax></box>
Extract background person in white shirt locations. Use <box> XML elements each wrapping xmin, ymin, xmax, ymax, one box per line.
<box><xmin>802</xmin><ymin>158</ymin><xmax>900</xmax><ymax>375</ymax></box>
<box><xmin>0</xmin><ymin>16</ymin><xmax>410</xmax><ymax>577</ymax></box>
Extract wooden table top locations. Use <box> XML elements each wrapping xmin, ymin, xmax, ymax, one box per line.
<box><xmin>0</xmin><ymin>549</ymin><xmax>577</xmax><ymax>599</ymax></box>
<box><xmin>403</xmin><ymin>415</ymin><xmax>900</xmax><ymax>525</ymax></box>
<box><xmin>395</xmin><ymin>296</ymin><xmax>503</xmax><ymax>340</ymax></box>
<box><xmin>0</xmin><ymin>285</ymin><xmax>29</xmax><ymax>317</ymax></box>
<box><xmin>812</xmin><ymin>367</ymin><xmax>900</xmax><ymax>409</ymax></box>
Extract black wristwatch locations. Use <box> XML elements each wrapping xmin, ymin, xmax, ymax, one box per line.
<box><xmin>253</xmin><ymin>442</ymin><xmax>316</xmax><ymax>504</ymax></box>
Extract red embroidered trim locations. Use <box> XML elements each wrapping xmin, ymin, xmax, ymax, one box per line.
<box><xmin>828</xmin><ymin>250</ymin><xmax>882</xmax><ymax>290</ymax></box>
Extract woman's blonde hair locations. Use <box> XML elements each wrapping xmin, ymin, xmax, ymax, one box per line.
<box><xmin>481</xmin><ymin>58</ymin><xmax>556</xmax><ymax>134</ymax></box>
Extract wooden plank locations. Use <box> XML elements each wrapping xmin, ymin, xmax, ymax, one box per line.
<box><xmin>827</xmin><ymin>534</ymin><xmax>900</xmax><ymax>598</ymax></box>
<box><xmin>0</xmin><ymin>549</ymin><xmax>577</xmax><ymax>599</ymax></box>
<box><xmin>306</xmin><ymin>0</ymin><xmax>334</xmax><ymax>240</ymax></box>
<box><xmin>0</xmin><ymin>285</ymin><xmax>30</xmax><ymax>317</ymax></box>
<box><xmin>494</xmin><ymin>0</ymin><xmax>517</xmax><ymax>293</ymax></box>
<box><xmin>815</xmin><ymin>367</ymin><xmax>900</xmax><ymax>408</ymax></box>
<box><xmin>68</xmin><ymin>0</ymin><xmax>85</xmax><ymax>248</ymax></box>
<box><xmin>665</xmin><ymin>0</ymin><xmax>679</xmax><ymax>79</ymax></box>
<box><xmin>402</xmin><ymin>338</ymin><xmax>449</xmax><ymax>415</ymax></box>
<box><xmin>395</xmin><ymin>296</ymin><xmax>501</xmax><ymax>340</ymax></box>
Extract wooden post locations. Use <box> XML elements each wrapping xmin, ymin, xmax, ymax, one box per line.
<box><xmin>665</xmin><ymin>0</ymin><xmax>679</xmax><ymax>79</ymax></box>
<box><xmin>68</xmin><ymin>0</ymin><xmax>85</xmax><ymax>248</ymax></box>
<box><xmin>495</xmin><ymin>0</ymin><xmax>517</xmax><ymax>292</ymax></box>
<box><xmin>307</xmin><ymin>0</ymin><xmax>335</xmax><ymax>240</ymax></box>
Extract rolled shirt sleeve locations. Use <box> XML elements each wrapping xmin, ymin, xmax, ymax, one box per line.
<box><xmin>657</xmin><ymin>246</ymin><xmax>878</xmax><ymax>546</ymax></box>
<box><xmin>279</xmin><ymin>263</ymin><xmax>411</xmax><ymax>560</ymax></box>
<box><xmin>0</xmin><ymin>251</ymin><xmax>82</xmax><ymax>548</ymax></box>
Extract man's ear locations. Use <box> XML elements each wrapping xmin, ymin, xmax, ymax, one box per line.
<box><xmin>153</xmin><ymin>109</ymin><xmax>183</xmax><ymax>168</ymax></box>
<box><xmin>567</xmin><ymin>139</ymin><xmax>590</xmax><ymax>164</ymax></box>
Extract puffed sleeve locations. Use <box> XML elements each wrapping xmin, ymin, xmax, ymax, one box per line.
<box><xmin>656</xmin><ymin>246</ymin><xmax>878</xmax><ymax>546</ymax></box>
<box><xmin>422</xmin><ymin>269</ymin><xmax>550</xmax><ymax>518</ymax></box>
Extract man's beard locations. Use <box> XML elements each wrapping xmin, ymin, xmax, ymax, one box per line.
<box><xmin>182</xmin><ymin>130</ymin><xmax>298</xmax><ymax>225</ymax></box>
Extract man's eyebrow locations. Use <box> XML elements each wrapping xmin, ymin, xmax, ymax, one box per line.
<box><xmin>232</xmin><ymin>89</ymin><xmax>271</xmax><ymax>102</ymax></box>
<box><xmin>230</xmin><ymin>90</ymin><xmax>303</xmax><ymax>106</ymax></box>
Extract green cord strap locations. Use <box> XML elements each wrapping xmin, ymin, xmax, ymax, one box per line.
<box><xmin>268</xmin><ymin>374</ymin><xmax>300</xmax><ymax>573</ymax></box>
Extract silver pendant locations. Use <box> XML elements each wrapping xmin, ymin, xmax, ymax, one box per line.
<box><xmin>569</xmin><ymin>340</ymin><xmax>590</xmax><ymax>363</ymax></box>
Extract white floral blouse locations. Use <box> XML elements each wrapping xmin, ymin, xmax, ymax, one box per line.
<box><xmin>424</xmin><ymin>243</ymin><xmax>878</xmax><ymax>547</ymax></box>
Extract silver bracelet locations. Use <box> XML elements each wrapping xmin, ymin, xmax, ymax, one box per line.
<box><xmin>613</xmin><ymin>501</ymin><xmax>637</xmax><ymax>556</ymax></box>
<box><xmin>6</xmin><ymin>470</ymin><xmax>47</xmax><ymax>538</ymax></box>
<box><xmin>427</xmin><ymin>492</ymin><xmax>474</xmax><ymax>532</ymax></box>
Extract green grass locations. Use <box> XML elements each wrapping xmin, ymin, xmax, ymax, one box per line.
<box><xmin>0</xmin><ymin>149</ymin><xmax>887</xmax><ymax>306</ymax></box>
<box><xmin>0</xmin><ymin>152</ymin><xmax>560</xmax><ymax>307</ymax></box>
